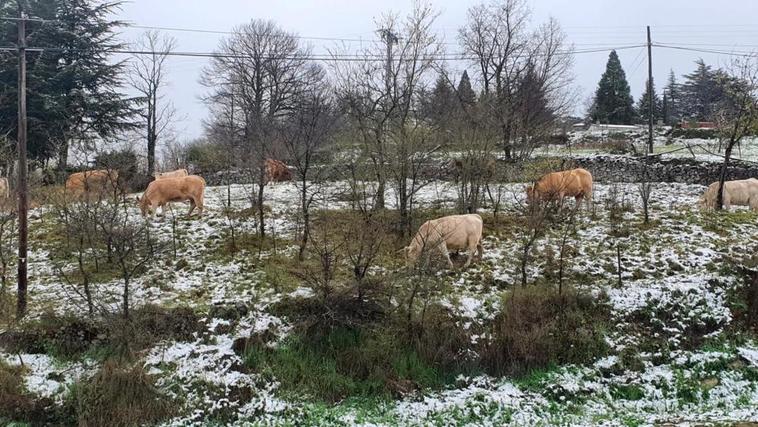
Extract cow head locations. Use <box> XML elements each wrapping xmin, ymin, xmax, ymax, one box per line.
<box><xmin>525</xmin><ymin>185</ymin><xmax>536</xmax><ymax>204</ymax></box>
<box><xmin>400</xmin><ymin>244</ymin><xmax>423</xmax><ymax>267</ymax></box>
<box><xmin>136</xmin><ymin>195</ymin><xmax>153</xmax><ymax>217</ymax></box>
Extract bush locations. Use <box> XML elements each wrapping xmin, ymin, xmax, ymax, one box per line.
<box><xmin>0</xmin><ymin>306</ymin><xmax>201</xmax><ymax>360</ymax></box>
<box><xmin>0</xmin><ymin>360</ymin><xmax>35</xmax><ymax>423</ymax></box>
<box><xmin>72</xmin><ymin>360</ymin><xmax>173</xmax><ymax>427</ymax></box>
<box><xmin>186</xmin><ymin>140</ymin><xmax>229</xmax><ymax>174</ymax></box>
<box><xmin>481</xmin><ymin>285</ymin><xmax>609</xmax><ymax>376</ymax></box>
<box><xmin>670</xmin><ymin>128</ymin><xmax>718</xmax><ymax>139</ymax></box>
<box><xmin>94</xmin><ymin>150</ymin><xmax>140</xmax><ymax>191</ymax></box>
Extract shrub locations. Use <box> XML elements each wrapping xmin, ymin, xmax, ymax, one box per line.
<box><xmin>0</xmin><ymin>360</ymin><xmax>35</xmax><ymax>423</ymax></box>
<box><xmin>72</xmin><ymin>360</ymin><xmax>173</xmax><ymax>427</ymax></box>
<box><xmin>670</xmin><ymin>128</ymin><xmax>718</xmax><ymax>139</ymax></box>
<box><xmin>94</xmin><ymin>150</ymin><xmax>140</xmax><ymax>191</ymax></box>
<box><xmin>481</xmin><ymin>285</ymin><xmax>609</xmax><ymax>376</ymax></box>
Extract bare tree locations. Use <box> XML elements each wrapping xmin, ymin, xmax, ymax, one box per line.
<box><xmin>129</xmin><ymin>30</ymin><xmax>178</xmax><ymax>176</ymax></box>
<box><xmin>281</xmin><ymin>83</ymin><xmax>338</xmax><ymax>260</ymax></box>
<box><xmin>202</xmin><ymin>20</ymin><xmax>321</xmax><ymax>238</ymax></box>
<box><xmin>713</xmin><ymin>56</ymin><xmax>758</xmax><ymax>210</ymax></box>
<box><xmin>459</xmin><ymin>0</ymin><xmax>574</xmax><ymax>160</ymax></box>
<box><xmin>331</xmin><ymin>3</ymin><xmax>443</xmax><ymax>235</ymax></box>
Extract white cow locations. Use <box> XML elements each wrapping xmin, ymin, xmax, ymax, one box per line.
<box><xmin>402</xmin><ymin>214</ymin><xmax>484</xmax><ymax>269</ymax></box>
<box><xmin>700</xmin><ymin>178</ymin><xmax>758</xmax><ymax>211</ymax></box>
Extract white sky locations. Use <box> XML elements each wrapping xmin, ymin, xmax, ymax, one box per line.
<box><xmin>116</xmin><ymin>0</ymin><xmax>758</xmax><ymax>141</ymax></box>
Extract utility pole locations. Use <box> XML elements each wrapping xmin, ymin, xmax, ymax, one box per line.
<box><xmin>374</xmin><ymin>28</ymin><xmax>397</xmax><ymax>210</ymax></box>
<box><xmin>647</xmin><ymin>25</ymin><xmax>653</xmax><ymax>155</ymax></box>
<box><xmin>16</xmin><ymin>6</ymin><xmax>28</xmax><ymax>320</ymax></box>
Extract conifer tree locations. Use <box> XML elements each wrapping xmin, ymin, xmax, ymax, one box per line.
<box><xmin>457</xmin><ymin>70</ymin><xmax>476</xmax><ymax>108</ymax></box>
<box><xmin>0</xmin><ymin>0</ymin><xmax>136</xmax><ymax>171</ymax></box>
<box><xmin>637</xmin><ymin>78</ymin><xmax>663</xmax><ymax>124</ymax></box>
<box><xmin>590</xmin><ymin>50</ymin><xmax>635</xmax><ymax>124</ymax></box>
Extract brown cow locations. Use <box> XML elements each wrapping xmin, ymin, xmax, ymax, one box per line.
<box><xmin>402</xmin><ymin>214</ymin><xmax>484</xmax><ymax>269</ymax></box>
<box><xmin>65</xmin><ymin>169</ymin><xmax>119</xmax><ymax>195</ymax></box>
<box><xmin>137</xmin><ymin>175</ymin><xmax>206</xmax><ymax>217</ymax></box>
<box><xmin>265</xmin><ymin>159</ymin><xmax>292</xmax><ymax>183</ymax></box>
<box><xmin>526</xmin><ymin>168</ymin><xmax>593</xmax><ymax>210</ymax></box>
<box><xmin>154</xmin><ymin>168</ymin><xmax>189</xmax><ymax>180</ymax></box>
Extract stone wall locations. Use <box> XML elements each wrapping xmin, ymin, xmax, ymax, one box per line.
<box><xmin>568</xmin><ymin>155</ymin><xmax>758</xmax><ymax>185</ymax></box>
<box><xmin>199</xmin><ymin>155</ymin><xmax>758</xmax><ymax>187</ymax></box>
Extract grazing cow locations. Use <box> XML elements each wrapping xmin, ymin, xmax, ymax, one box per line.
<box><xmin>65</xmin><ymin>169</ymin><xmax>119</xmax><ymax>195</ymax></box>
<box><xmin>137</xmin><ymin>175</ymin><xmax>206</xmax><ymax>217</ymax></box>
<box><xmin>526</xmin><ymin>168</ymin><xmax>593</xmax><ymax>210</ymax></box>
<box><xmin>265</xmin><ymin>159</ymin><xmax>292</xmax><ymax>183</ymax></box>
<box><xmin>154</xmin><ymin>168</ymin><xmax>189</xmax><ymax>180</ymax></box>
<box><xmin>700</xmin><ymin>178</ymin><xmax>758</xmax><ymax>211</ymax></box>
<box><xmin>402</xmin><ymin>214</ymin><xmax>484</xmax><ymax>269</ymax></box>
<box><xmin>0</xmin><ymin>178</ymin><xmax>8</xmax><ymax>199</ymax></box>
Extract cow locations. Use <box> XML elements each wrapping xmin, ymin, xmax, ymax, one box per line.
<box><xmin>137</xmin><ymin>175</ymin><xmax>206</xmax><ymax>217</ymax></box>
<box><xmin>0</xmin><ymin>177</ymin><xmax>8</xmax><ymax>199</ymax></box>
<box><xmin>401</xmin><ymin>214</ymin><xmax>484</xmax><ymax>269</ymax></box>
<box><xmin>526</xmin><ymin>168</ymin><xmax>593</xmax><ymax>210</ymax></box>
<box><xmin>264</xmin><ymin>159</ymin><xmax>292</xmax><ymax>183</ymax></box>
<box><xmin>65</xmin><ymin>169</ymin><xmax>120</xmax><ymax>196</ymax></box>
<box><xmin>700</xmin><ymin>178</ymin><xmax>758</xmax><ymax>211</ymax></box>
<box><xmin>154</xmin><ymin>168</ymin><xmax>189</xmax><ymax>180</ymax></box>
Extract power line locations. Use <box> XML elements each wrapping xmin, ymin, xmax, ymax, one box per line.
<box><xmin>0</xmin><ymin>44</ymin><xmax>646</xmax><ymax>61</ymax></box>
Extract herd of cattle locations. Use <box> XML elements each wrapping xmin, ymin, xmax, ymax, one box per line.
<box><xmin>3</xmin><ymin>163</ymin><xmax>758</xmax><ymax>268</ymax></box>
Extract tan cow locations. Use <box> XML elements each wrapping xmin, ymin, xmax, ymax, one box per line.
<box><xmin>154</xmin><ymin>168</ymin><xmax>189</xmax><ymax>180</ymax></box>
<box><xmin>265</xmin><ymin>159</ymin><xmax>292</xmax><ymax>183</ymax></box>
<box><xmin>0</xmin><ymin>177</ymin><xmax>8</xmax><ymax>199</ymax></box>
<box><xmin>137</xmin><ymin>175</ymin><xmax>206</xmax><ymax>217</ymax></box>
<box><xmin>402</xmin><ymin>214</ymin><xmax>484</xmax><ymax>269</ymax></box>
<box><xmin>700</xmin><ymin>178</ymin><xmax>758</xmax><ymax>211</ymax></box>
<box><xmin>65</xmin><ymin>169</ymin><xmax>119</xmax><ymax>196</ymax></box>
<box><xmin>526</xmin><ymin>168</ymin><xmax>593</xmax><ymax>210</ymax></box>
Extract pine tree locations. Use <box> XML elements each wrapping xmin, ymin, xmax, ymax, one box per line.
<box><xmin>0</xmin><ymin>0</ymin><xmax>136</xmax><ymax>170</ymax></box>
<box><xmin>421</xmin><ymin>74</ymin><xmax>457</xmax><ymax>128</ymax></box>
<box><xmin>681</xmin><ymin>59</ymin><xmax>725</xmax><ymax>121</ymax></box>
<box><xmin>664</xmin><ymin>69</ymin><xmax>680</xmax><ymax>125</ymax></box>
<box><xmin>590</xmin><ymin>50</ymin><xmax>635</xmax><ymax>124</ymax></box>
<box><xmin>637</xmin><ymin>78</ymin><xmax>663</xmax><ymax>124</ymax></box>
<box><xmin>457</xmin><ymin>70</ymin><xmax>476</xmax><ymax>107</ymax></box>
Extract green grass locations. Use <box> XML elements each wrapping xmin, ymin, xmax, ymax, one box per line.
<box><xmin>244</xmin><ymin>327</ymin><xmax>456</xmax><ymax>402</ymax></box>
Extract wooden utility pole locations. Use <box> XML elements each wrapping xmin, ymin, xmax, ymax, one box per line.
<box><xmin>16</xmin><ymin>8</ymin><xmax>28</xmax><ymax>320</ymax></box>
<box><xmin>647</xmin><ymin>25</ymin><xmax>653</xmax><ymax>155</ymax></box>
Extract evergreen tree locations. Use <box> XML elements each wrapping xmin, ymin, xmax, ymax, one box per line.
<box><xmin>0</xmin><ymin>0</ymin><xmax>136</xmax><ymax>171</ymax></box>
<box><xmin>457</xmin><ymin>70</ymin><xmax>476</xmax><ymax>107</ymax></box>
<box><xmin>421</xmin><ymin>74</ymin><xmax>457</xmax><ymax>128</ymax></box>
<box><xmin>664</xmin><ymin>69</ymin><xmax>680</xmax><ymax>125</ymax></box>
<box><xmin>636</xmin><ymin>78</ymin><xmax>663</xmax><ymax>124</ymax></box>
<box><xmin>590</xmin><ymin>50</ymin><xmax>635</xmax><ymax>124</ymax></box>
<box><xmin>681</xmin><ymin>59</ymin><xmax>725</xmax><ymax>121</ymax></box>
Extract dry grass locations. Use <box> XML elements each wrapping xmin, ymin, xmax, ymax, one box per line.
<box><xmin>481</xmin><ymin>285</ymin><xmax>609</xmax><ymax>376</ymax></box>
<box><xmin>73</xmin><ymin>360</ymin><xmax>173</xmax><ymax>427</ymax></box>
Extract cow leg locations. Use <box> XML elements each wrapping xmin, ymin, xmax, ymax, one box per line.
<box><xmin>441</xmin><ymin>245</ymin><xmax>455</xmax><ymax>269</ymax></box>
<box><xmin>196</xmin><ymin>196</ymin><xmax>204</xmax><ymax>216</ymax></box>
<box><xmin>187</xmin><ymin>199</ymin><xmax>196</xmax><ymax>217</ymax></box>
<box><xmin>476</xmin><ymin>240</ymin><xmax>484</xmax><ymax>262</ymax></box>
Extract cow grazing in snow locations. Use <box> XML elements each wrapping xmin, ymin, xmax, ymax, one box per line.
<box><xmin>65</xmin><ymin>169</ymin><xmax>120</xmax><ymax>196</ymax></box>
<box><xmin>526</xmin><ymin>168</ymin><xmax>593</xmax><ymax>210</ymax></box>
<box><xmin>154</xmin><ymin>168</ymin><xmax>189</xmax><ymax>180</ymax></box>
<box><xmin>264</xmin><ymin>159</ymin><xmax>292</xmax><ymax>183</ymax></box>
<box><xmin>700</xmin><ymin>178</ymin><xmax>758</xmax><ymax>211</ymax></box>
<box><xmin>402</xmin><ymin>214</ymin><xmax>484</xmax><ymax>269</ymax></box>
<box><xmin>0</xmin><ymin>177</ymin><xmax>8</xmax><ymax>199</ymax></box>
<box><xmin>137</xmin><ymin>175</ymin><xmax>206</xmax><ymax>217</ymax></box>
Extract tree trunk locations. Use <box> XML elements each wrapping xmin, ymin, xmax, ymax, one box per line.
<box><xmin>298</xmin><ymin>181</ymin><xmax>309</xmax><ymax>261</ymax></box>
<box><xmin>716</xmin><ymin>143</ymin><xmax>734</xmax><ymax>211</ymax></box>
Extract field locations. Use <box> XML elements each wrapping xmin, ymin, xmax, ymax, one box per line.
<box><xmin>1</xmin><ymin>177</ymin><xmax>757</xmax><ymax>426</ymax></box>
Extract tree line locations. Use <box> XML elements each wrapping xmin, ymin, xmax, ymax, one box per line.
<box><xmin>589</xmin><ymin>50</ymin><xmax>751</xmax><ymax>126</ymax></box>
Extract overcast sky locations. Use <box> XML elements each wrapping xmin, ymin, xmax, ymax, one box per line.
<box><xmin>116</xmin><ymin>0</ymin><xmax>758</xmax><ymax>141</ymax></box>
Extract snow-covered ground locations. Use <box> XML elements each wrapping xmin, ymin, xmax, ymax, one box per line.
<box><xmin>3</xmin><ymin>179</ymin><xmax>758</xmax><ymax>425</ymax></box>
